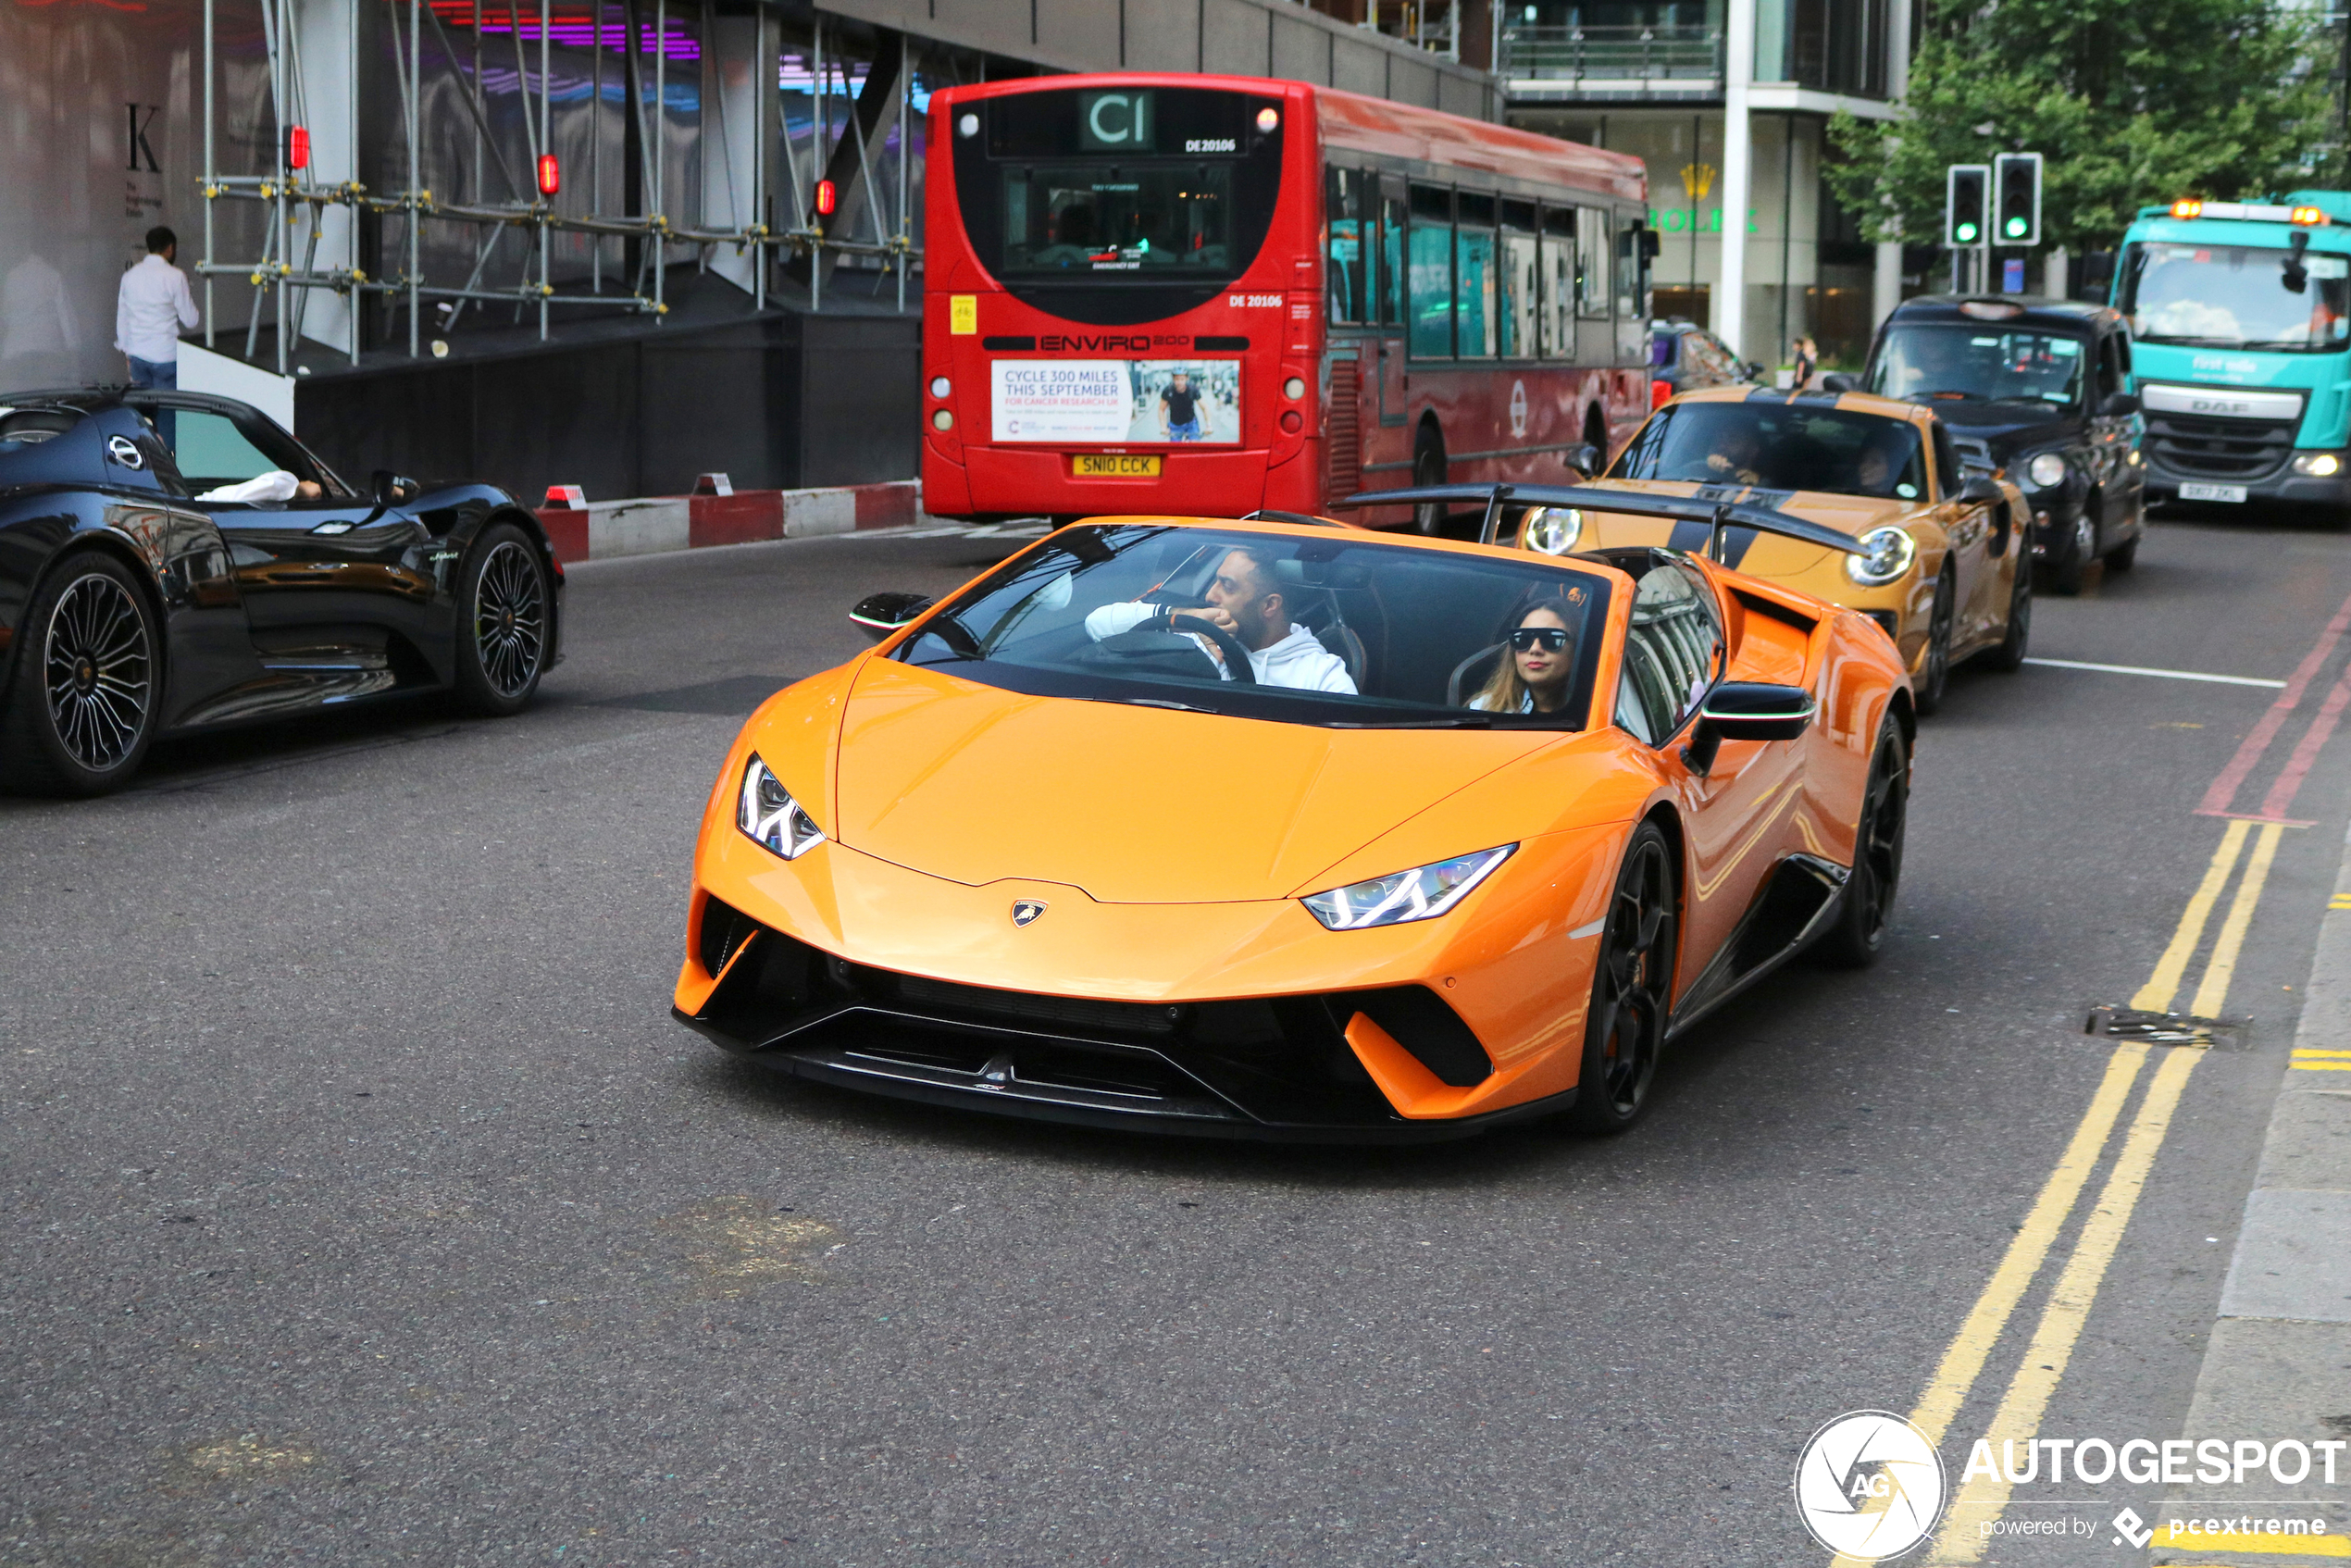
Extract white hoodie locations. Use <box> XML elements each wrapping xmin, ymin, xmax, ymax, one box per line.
<box><xmin>1083</xmin><ymin>601</ymin><xmax>1357</xmax><ymax>693</ymax></box>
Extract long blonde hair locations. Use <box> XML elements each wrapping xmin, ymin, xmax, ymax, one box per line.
<box><xmin>1474</xmin><ymin>591</ymin><xmax>1579</xmax><ymax>713</ymax></box>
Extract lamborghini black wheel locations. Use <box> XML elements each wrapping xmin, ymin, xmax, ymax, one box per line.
<box><xmin>1569</xmin><ymin>821</ymin><xmax>1678</xmax><ymax>1134</ymax></box>
<box><xmin>1817</xmin><ymin>717</ymin><xmax>1909</xmax><ymax>968</ymax></box>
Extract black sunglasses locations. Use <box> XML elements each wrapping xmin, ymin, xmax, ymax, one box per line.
<box><xmin>1509</xmin><ymin>627</ymin><xmax>1572</xmax><ymax>653</ymax></box>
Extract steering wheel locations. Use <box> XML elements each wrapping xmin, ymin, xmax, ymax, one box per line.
<box><xmin>1168</xmin><ymin>614</ymin><xmax>1259</xmax><ymax>685</ymax></box>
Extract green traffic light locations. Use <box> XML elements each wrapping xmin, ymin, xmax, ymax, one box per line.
<box><xmin>2005</xmin><ymin>217</ymin><xmax>2028</xmax><ymax>239</ymax></box>
<box><xmin>1957</xmin><ymin>222</ymin><xmax>1979</xmax><ymax>243</ymax></box>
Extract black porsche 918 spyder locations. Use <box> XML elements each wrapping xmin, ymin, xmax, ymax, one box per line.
<box><xmin>0</xmin><ymin>389</ymin><xmax>561</xmax><ymax>794</ymax></box>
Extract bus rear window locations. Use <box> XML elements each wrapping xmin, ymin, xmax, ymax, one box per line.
<box><xmin>1000</xmin><ymin>167</ymin><xmax>1235</xmax><ymax>277</ymax></box>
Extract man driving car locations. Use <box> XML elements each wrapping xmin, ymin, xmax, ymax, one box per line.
<box><xmin>1084</xmin><ymin>545</ymin><xmax>1357</xmax><ymax>693</ymax></box>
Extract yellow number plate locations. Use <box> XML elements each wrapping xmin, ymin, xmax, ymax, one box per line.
<box><xmin>1072</xmin><ymin>454</ymin><xmax>1162</xmax><ymax>478</ymax></box>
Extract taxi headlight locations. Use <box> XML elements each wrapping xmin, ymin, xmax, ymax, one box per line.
<box><xmin>738</xmin><ymin>754</ymin><xmax>825</xmax><ymax>860</ymax></box>
<box><xmin>2027</xmin><ymin>452</ymin><xmax>2068</xmax><ymax>489</ymax></box>
<box><xmin>1522</xmin><ymin>506</ymin><xmax>1584</xmax><ymax>555</ymax></box>
<box><xmin>1301</xmin><ymin>845</ymin><xmax>1516</xmax><ymax>931</ymax></box>
<box><xmin>1845</xmin><ymin>525</ymin><xmax>1918</xmax><ymax>587</ymax></box>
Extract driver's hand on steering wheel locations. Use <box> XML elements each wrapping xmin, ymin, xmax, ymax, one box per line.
<box><xmin>1177</xmin><ymin>604</ymin><xmax>1239</xmax><ymax>636</ymax></box>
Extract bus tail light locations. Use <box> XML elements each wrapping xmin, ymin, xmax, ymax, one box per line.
<box><xmin>932</xmin><ymin>409</ymin><xmax>954</xmax><ymax>431</ymax></box>
<box><xmin>1280</xmin><ymin>409</ymin><xmax>1302</xmax><ymax>434</ymax></box>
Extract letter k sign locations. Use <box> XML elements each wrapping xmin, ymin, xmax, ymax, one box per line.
<box><xmin>126</xmin><ymin>104</ymin><xmax>161</xmax><ymax>173</ymax></box>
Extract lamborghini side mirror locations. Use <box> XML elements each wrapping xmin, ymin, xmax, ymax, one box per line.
<box><xmin>1820</xmin><ymin>372</ymin><xmax>1858</xmax><ymax>393</ymax></box>
<box><xmin>1958</xmin><ymin>475</ymin><xmax>2004</xmax><ymax>505</ymax></box>
<box><xmin>1684</xmin><ymin>681</ymin><xmax>1814</xmax><ymax>773</ymax></box>
<box><xmin>370</xmin><ymin>469</ymin><xmax>417</xmax><ymax>506</ymax></box>
<box><xmin>850</xmin><ymin>591</ymin><xmax>935</xmax><ymax>643</ymax></box>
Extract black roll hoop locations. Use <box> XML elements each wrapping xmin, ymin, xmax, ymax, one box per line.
<box><xmin>1334</xmin><ymin>481</ymin><xmax>1868</xmax><ymax>561</ymax></box>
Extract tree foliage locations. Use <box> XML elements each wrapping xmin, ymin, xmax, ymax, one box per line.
<box><xmin>1824</xmin><ymin>0</ymin><xmax>2341</xmax><ymax>254</ymax></box>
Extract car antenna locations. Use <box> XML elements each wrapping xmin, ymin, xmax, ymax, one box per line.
<box><xmin>1478</xmin><ymin>483</ymin><xmax>1514</xmax><ymax>545</ymax></box>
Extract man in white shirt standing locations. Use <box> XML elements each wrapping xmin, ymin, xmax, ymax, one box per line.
<box><xmin>116</xmin><ymin>225</ymin><xmax>200</xmax><ymax>442</ymax></box>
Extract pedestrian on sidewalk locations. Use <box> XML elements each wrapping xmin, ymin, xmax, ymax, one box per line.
<box><xmin>116</xmin><ymin>225</ymin><xmax>198</xmax><ymax>442</ymax></box>
<box><xmin>1791</xmin><ymin>335</ymin><xmax>1819</xmax><ymax>390</ymax></box>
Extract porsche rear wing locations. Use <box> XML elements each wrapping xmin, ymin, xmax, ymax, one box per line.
<box><xmin>1335</xmin><ymin>482</ymin><xmax>1866</xmax><ymax>561</ymax></box>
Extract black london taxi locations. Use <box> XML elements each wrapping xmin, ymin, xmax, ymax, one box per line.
<box><xmin>1830</xmin><ymin>295</ymin><xmax>2146</xmax><ymax>594</ymax></box>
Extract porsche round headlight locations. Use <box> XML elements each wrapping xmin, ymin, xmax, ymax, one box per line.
<box><xmin>2027</xmin><ymin>452</ymin><xmax>2068</xmax><ymax>489</ymax></box>
<box><xmin>738</xmin><ymin>753</ymin><xmax>826</xmax><ymax>860</ymax></box>
<box><xmin>1521</xmin><ymin>506</ymin><xmax>1583</xmax><ymax>555</ymax></box>
<box><xmin>1845</xmin><ymin>525</ymin><xmax>1917</xmax><ymax>587</ymax></box>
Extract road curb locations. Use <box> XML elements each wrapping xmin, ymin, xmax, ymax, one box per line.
<box><xmin>2146</xmin><ymin>819</ymin><xmax>2351</xmax><ymax>1564</ymax></box>
<box><xmin>533</xmin><ymin>480</ymin><xmax>936</xmax><ymax>565</ymax></box>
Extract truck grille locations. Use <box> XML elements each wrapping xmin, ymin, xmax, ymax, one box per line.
<box><xmin>2146</xmin><ymin>409</ymin><xmax>2295</xmax><ymax>480</ymax></box>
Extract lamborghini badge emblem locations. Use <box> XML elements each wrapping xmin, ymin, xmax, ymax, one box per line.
<box><xmin>1011</xmin><ymin>900</ymin><xmax>1048</xmax><ymax>927</ymax></box>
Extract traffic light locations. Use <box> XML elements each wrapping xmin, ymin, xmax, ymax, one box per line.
<box><xmin>1995</xmin><ymin>153</ymin><xmax>2043</xmax><ymax>246</ymax></box>
<box><xmin>1947</xmin><ymin>165</ymin><xmax>1988</xmax><ymax>248</ymax></box>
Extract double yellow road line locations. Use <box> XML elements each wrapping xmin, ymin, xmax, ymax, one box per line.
<box><xmin>1830</xmin><ymin>819</ymin><xmax>2288</xmax><ymax>1568</ymax></box>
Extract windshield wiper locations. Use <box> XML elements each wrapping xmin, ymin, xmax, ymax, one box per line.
<box><xmin>1328</xmin><ymin>714</ymin><xmax>1497</xmax><ymax>729</ymax></box>
<box><xmin>1116</xmin><ymin>696</ymin><xmax>1216</xmax><ymax>713</ymax></box>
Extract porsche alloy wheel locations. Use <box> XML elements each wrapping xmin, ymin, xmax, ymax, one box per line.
<box><xmin>1818</xmin><ymin>719</ymin><xmax>1909</xmax><ymax>968</ymax></box>
<box><xmin>1912</xmin><ymin>567</ymin><xmax>1955</xmax><ymax>717</ymax></box>
<box><xmin>454</xmin><ymin>524</ymin><xmax>549</xmax><ymax>716</ymax></box>
<box><xmin>0</xmin><ymin>552</ymin><xmax>159</xmax><ymax>796</ymax></box>
<box><xmin>1570</xmin><ymin>822</ymin><xmax>1677</xmax><ymax>1133</ymax></box>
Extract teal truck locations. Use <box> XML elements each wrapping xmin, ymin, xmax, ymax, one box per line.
<box><xmin>2116</xmin><ymin>192</ymin><xmax>2351</xmax><ymax>509</ymax></box>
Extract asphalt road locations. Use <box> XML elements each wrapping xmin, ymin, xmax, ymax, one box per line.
<box><xmin>4</xmin><ymin>510</ymin><xmax>2346</xmax><ymax>1566</ymax></box>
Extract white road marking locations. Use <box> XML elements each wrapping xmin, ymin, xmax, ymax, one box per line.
<box><xmin>2021</xmin><ymin>656</ymin><xmax>2286</xmax><ymax>689</ymax></box>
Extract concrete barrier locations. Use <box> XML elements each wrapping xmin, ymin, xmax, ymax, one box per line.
<box><xmin>538</xmin><ymin>479</ymin><xmax>927</xmax><ymax>564</ymax></box>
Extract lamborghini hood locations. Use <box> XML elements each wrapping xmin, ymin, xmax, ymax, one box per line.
<box><xmin>827</xmin><ymin>658</ymin><xmax>1556</xmax><ymax>903</ymax></box>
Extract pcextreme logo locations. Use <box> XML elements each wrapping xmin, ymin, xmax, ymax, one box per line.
<box><xmin>1793</xmin><ymin>1411</ymin><xmax>1948</xmax><ymax>1561</ymax></box>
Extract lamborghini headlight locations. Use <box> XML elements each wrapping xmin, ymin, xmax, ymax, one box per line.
<box><xmin>1521</xmin><ymin>505</ymin><xmax>1584</xmax><ymax>555</ymax></box>
<box><xmin>1845</xmin><ymin>525</ymin><xmax>1918</xmax><ymax>587</ymax></box>
<box><xmin>2026</xmin><ymin>452</ymin><xmax>2068</xmax><ymax>489</ymax></box>
<box><xmin>1301</xmin><ymin>845</ymin><xmax>1515</xmax><ymax>931</ymax></box>
<box><xmin>737</xmin><ymin>753</ymin><xmax>825</xmax><ymax>860</ymax></box>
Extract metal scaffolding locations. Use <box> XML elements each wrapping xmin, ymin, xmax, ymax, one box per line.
<box><xmin>196</xmin><ymin>0</ymin><xmax>919</xmax><ymax>371</ymax></box>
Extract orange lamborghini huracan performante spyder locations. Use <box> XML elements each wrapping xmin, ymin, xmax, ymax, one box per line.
<box><xmin>672</xmin><ymin>504</ymin><xmax>1913</xmax><ymax>1141</ymax></box>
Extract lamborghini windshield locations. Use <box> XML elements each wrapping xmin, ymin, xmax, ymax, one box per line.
<box><xmin>1611</xmin><ymin>401</ymin><xmax>1932</xmax><ymax>501</ymax></box>
<box><xmin>893</xmin><ymin>525</ymin><xmax>1614</xmax><ymax>728</ymax></box>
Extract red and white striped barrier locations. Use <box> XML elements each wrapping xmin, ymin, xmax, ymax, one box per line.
<box><xmin>534</xmin><ymin>479</ymin><xmax>927</xmax><ymax>565</ymax></box>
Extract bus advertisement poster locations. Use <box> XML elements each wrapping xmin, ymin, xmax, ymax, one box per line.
<box><xmin>990</xmin><ymin>358</ymin><xmax>1241</xmax><ymax>444</ymax></box>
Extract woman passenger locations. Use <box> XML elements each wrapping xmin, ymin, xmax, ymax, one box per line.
<box><xmin>1469</xmin><ymin>591</ymin><xmax>1580</xmax><ymax>715</ymax></box>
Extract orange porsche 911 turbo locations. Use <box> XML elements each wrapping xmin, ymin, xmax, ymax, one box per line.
<box><xmin>672</xmin><ymin>506</ymin><xmax>1912</xmax><ymax>1141</ymax></box>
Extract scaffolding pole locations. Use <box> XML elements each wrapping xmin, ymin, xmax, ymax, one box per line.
<box><xmin>193</xmin><ymin>0</ymin><xmax>910</xmax><ymax>374</ymax></box>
